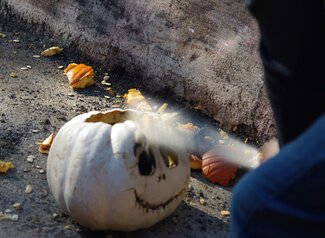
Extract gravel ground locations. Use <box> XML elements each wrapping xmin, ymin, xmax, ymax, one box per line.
<box><xmin>0</xmin><ymin>22</ymin><xmax>234</xmax><ymax>238</ymax></box>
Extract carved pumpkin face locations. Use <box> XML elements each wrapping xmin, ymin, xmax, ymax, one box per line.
<box><xmin>47</xmin><ymin>109</ymin><xmax>190</xmax><ymax>231</ymax></box>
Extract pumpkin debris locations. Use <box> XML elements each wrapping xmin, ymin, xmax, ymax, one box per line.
<box><xmin>25</xmin><ymin>184</ymin><xmax>33</xmax><ymax>194</ymax></box>
<box><xmin>189</xmin><ymin>154</ymin><xmax>202</xmax><ymax>170</ymax></box>
<box><xmin>199</xmin><ymin>198</ymin><xmax>206</xmax><ymax>205</ymax></box>
<box><xmin>9</xmin><ymin>72</ymin><xmax>17</xmax><ymax>78</ymax></box>
<box><xmin>178</xmin><ymin>123</ymin><xmax>198</xmax><ymax>132</ymax></box>
<box><xmin>123</xmin><ymin>89</ymin><xmax>152</xmax><ymax>111</ymax></box>
<box><xmin>64</xmin><ymin>63</ymin><xmax>95</xmax><ymax>89</ymax></box>
<box><xmin>220</xmin><ymin>210</ymin><xmax>230</xmax><ymax>216</ymax></box>
<box><xmin>218</xmin><ymin>129</ymin><xmax>228</xmax><ymax>139</ymax></box>
<box><xmin>41</xmin><ymin>46</ymin><xmax>63</xmax><ymax>56</ymax></box>
<box><xmin>39</xmin><ymin>169</ymin><xmax>46</xmax><ymax>174</ymax></box>
<box><xmin>0</xmin><ymin>161</ymin><xmax>14</xmax><ymax>173</ymax></box>
<box><xmin>157</xmin><ymin>103</ymin><xmax>168</xmax><ymax>114</ymax></box>
<box><xmin>12</xmin><ymin>203</ymin><xmax>21</xmax><ymax>210</ymax></box>
<box><xmin>0</xmin><ymin>212</ymin><xmax>18</xmax><ymax>221</ymax></box>
<box><xmin>101</xmin><ymin>80</ymin><xmax>111</xmax><ymax>86</ymax></box>
<box><xmin>26</xmin><ymin>155</ymin><xmax>35</xmax><ymax>163</ymax></box>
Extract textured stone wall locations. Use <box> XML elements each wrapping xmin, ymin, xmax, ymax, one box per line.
<box><xmin>0</xmin><ymin>0</ymin><xmax>276</xmax><ymax>141</ymax></box>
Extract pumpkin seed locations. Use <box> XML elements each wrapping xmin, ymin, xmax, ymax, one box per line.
<box><xmin>25</xmin><ymin>184</ymin><xmax>33</xmax><ymax>194</ymax></box>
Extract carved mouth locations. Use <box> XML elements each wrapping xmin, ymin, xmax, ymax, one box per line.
<box><xmin>132</xmin><ymin>187</ymin><xmax>187</xmax><ymax>213</ymax></box>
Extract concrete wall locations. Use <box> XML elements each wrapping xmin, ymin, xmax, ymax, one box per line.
<box><xmin>0</xmin><ymin>0</ymin><xmax>276</xmax><ymax>141</ymax></box>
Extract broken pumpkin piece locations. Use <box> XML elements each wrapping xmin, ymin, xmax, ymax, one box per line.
<box><xmin>0</xmin><ymin>212</ymin><xmax>18</xmax><ymax>221</ymax></box>
<box><xmin>157</xmin><ymin>103</ymin><xmax>168</xmax><ymax>114</ymax></box>
<box><xmin>64</xmin><ymin>63</ymin><xmax>95</xmax><ymax>89</ymax></box>
<box><xmin>38</xmin><ymin>133</ymin><xmax>55</xmax><ymax>154</ymax></box>
<box><xmin>178</xmin><ymin>123</ymin><xmax>199</xmax><ymax>132</ymax></box>
<box><xmin>202</xmin><ymin>148</ymin><xmax>238</xmax><ymax>186</ymax></box>
<box><xmin>0</xmin><ymin>161</ymin><xmax>14</xmax><ymax>173</ymax></box>
<box><xmin>189</xmin><ymin>154</ymin><xmax>202</xmax><ymax>170</ymax></box>
<box><xmin>123</xmin><ymin>89</ymin><xmax>152</xmax><ymax>111</ymax></box>
<box><xmin>41</xmin><ymin>46</ymin><xmax>63</xmax><ymax>56</ymax></box>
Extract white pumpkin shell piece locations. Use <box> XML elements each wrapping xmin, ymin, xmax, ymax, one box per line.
<box><xmin>47</xmin><ymin>109</ymin><xmax>190</xmax><ymax>231</ymax></box>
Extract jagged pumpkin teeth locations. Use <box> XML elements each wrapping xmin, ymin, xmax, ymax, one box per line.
<box><xmin>64</xmin><ymin>63</ymin><xmax>95</xmax><ymax>89</ymax></box>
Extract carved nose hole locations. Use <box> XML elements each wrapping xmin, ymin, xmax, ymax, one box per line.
<box><xmin>159</xmin><ymin>146</ymin><xmax>179</xmax><ymax>168</ymax></box>
<box><xmin>157</xmin><ymin>173</ymin><xmax>166</xmax><ymax>182</ymax></box>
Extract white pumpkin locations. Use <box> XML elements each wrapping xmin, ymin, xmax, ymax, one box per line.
<box><xmin>47</xmin><ymin>109</ymin><xmax>190</xmax><ymax>231</ymax></box>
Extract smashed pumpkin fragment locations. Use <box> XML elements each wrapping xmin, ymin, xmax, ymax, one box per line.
<box><xmin>189</xmin><ymin>154</ymin><xmax>202</xmax><ymax>170</ymax></box>
<box><xmin>41</xmin><ymin>46</ymin><xmax>63</xmax><ymax>56</ymax></box>
<box><xmin>0</xmin><ymin>161</ymin><xmax>14</xmax><ymax>173</ymax></box>
<box><xmin>38</xmin><ymin>133</ymin><xmax>55</xmax><ymax>154</ymax></box>
<box><xmin>64</xmin><ymin>63</ymin><xmax>95</xmax><ymax>89</ymax></box>
<box><xmin>178</xmin><ymin>123</ymin><xmax>199</xmax><ymax>132</ymax></box>
<box><xmin>123</xmin><ymin>89</ymin><xmax>152</xmax><ymax>111</ymax></box>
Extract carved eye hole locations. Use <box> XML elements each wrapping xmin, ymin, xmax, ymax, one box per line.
<box><xmin>159</xmin><ymin>146</ymin><xmax>179</xmax><ymax>168</ymax></box>
<box><xmin>134</xmin><ymin>143</ymin><xmax>156</xmax><ymax>176</ymax></box>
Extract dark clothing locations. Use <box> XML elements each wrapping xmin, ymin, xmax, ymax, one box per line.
<box><xmin>230</xmin><ymin>114</ymin><xmax>325</xmax><ymax>238</ymax></box>
<box><xmin>247</xmin><ymin>0</ymin><xmax>325</xmax><ymax>146</ymax></box>
<box><xmin>230</xmin><ymin>0</ymin><xmax>325</xmax><ymax>237</ymax></box>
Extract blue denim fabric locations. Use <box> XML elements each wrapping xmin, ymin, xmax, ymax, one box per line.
<box><xmin>229</xmin><ymin>114</ymin><xmax>325</xmax><ymax>238</ymax></box>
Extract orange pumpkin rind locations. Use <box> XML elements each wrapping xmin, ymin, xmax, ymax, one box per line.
<box><xmin>64</xmin><ymin>63</ymin><xmax>95</xmax><ymax>89</ymax></box>
<box><xmin>202</xmin><ymin>148</ymin><xmax>238</xmax><ymax>186</ymax></box>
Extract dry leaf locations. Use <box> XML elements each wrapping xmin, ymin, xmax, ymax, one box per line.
<box><xmin>64</xmin><ymin>63</ymin><xmax>95</xmax><ymax>89</ymax></box>
<box><xmin>41</xmin><ymin>46</ymin><xmax>63</xmax><ymax>56</ymax></box>
<box><xmin>38</xmin><ymin>133</ymin><xmax>55</xmax><ymax>154</ymax></box>
<box><xmin>123</xmin><ymin>89</ymin><xmax>152</xmax><ymax>111</ymax></box>
<box><xmin>0</xmin><ymin>161</ymin><xmax>14</xmax><ymax>173</ymax></box>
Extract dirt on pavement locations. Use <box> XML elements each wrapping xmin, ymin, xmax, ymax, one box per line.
<box><xmin>0</xmin><ymin>21</ymin><xmax>245</xmax><ymax>238</ymax></box>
